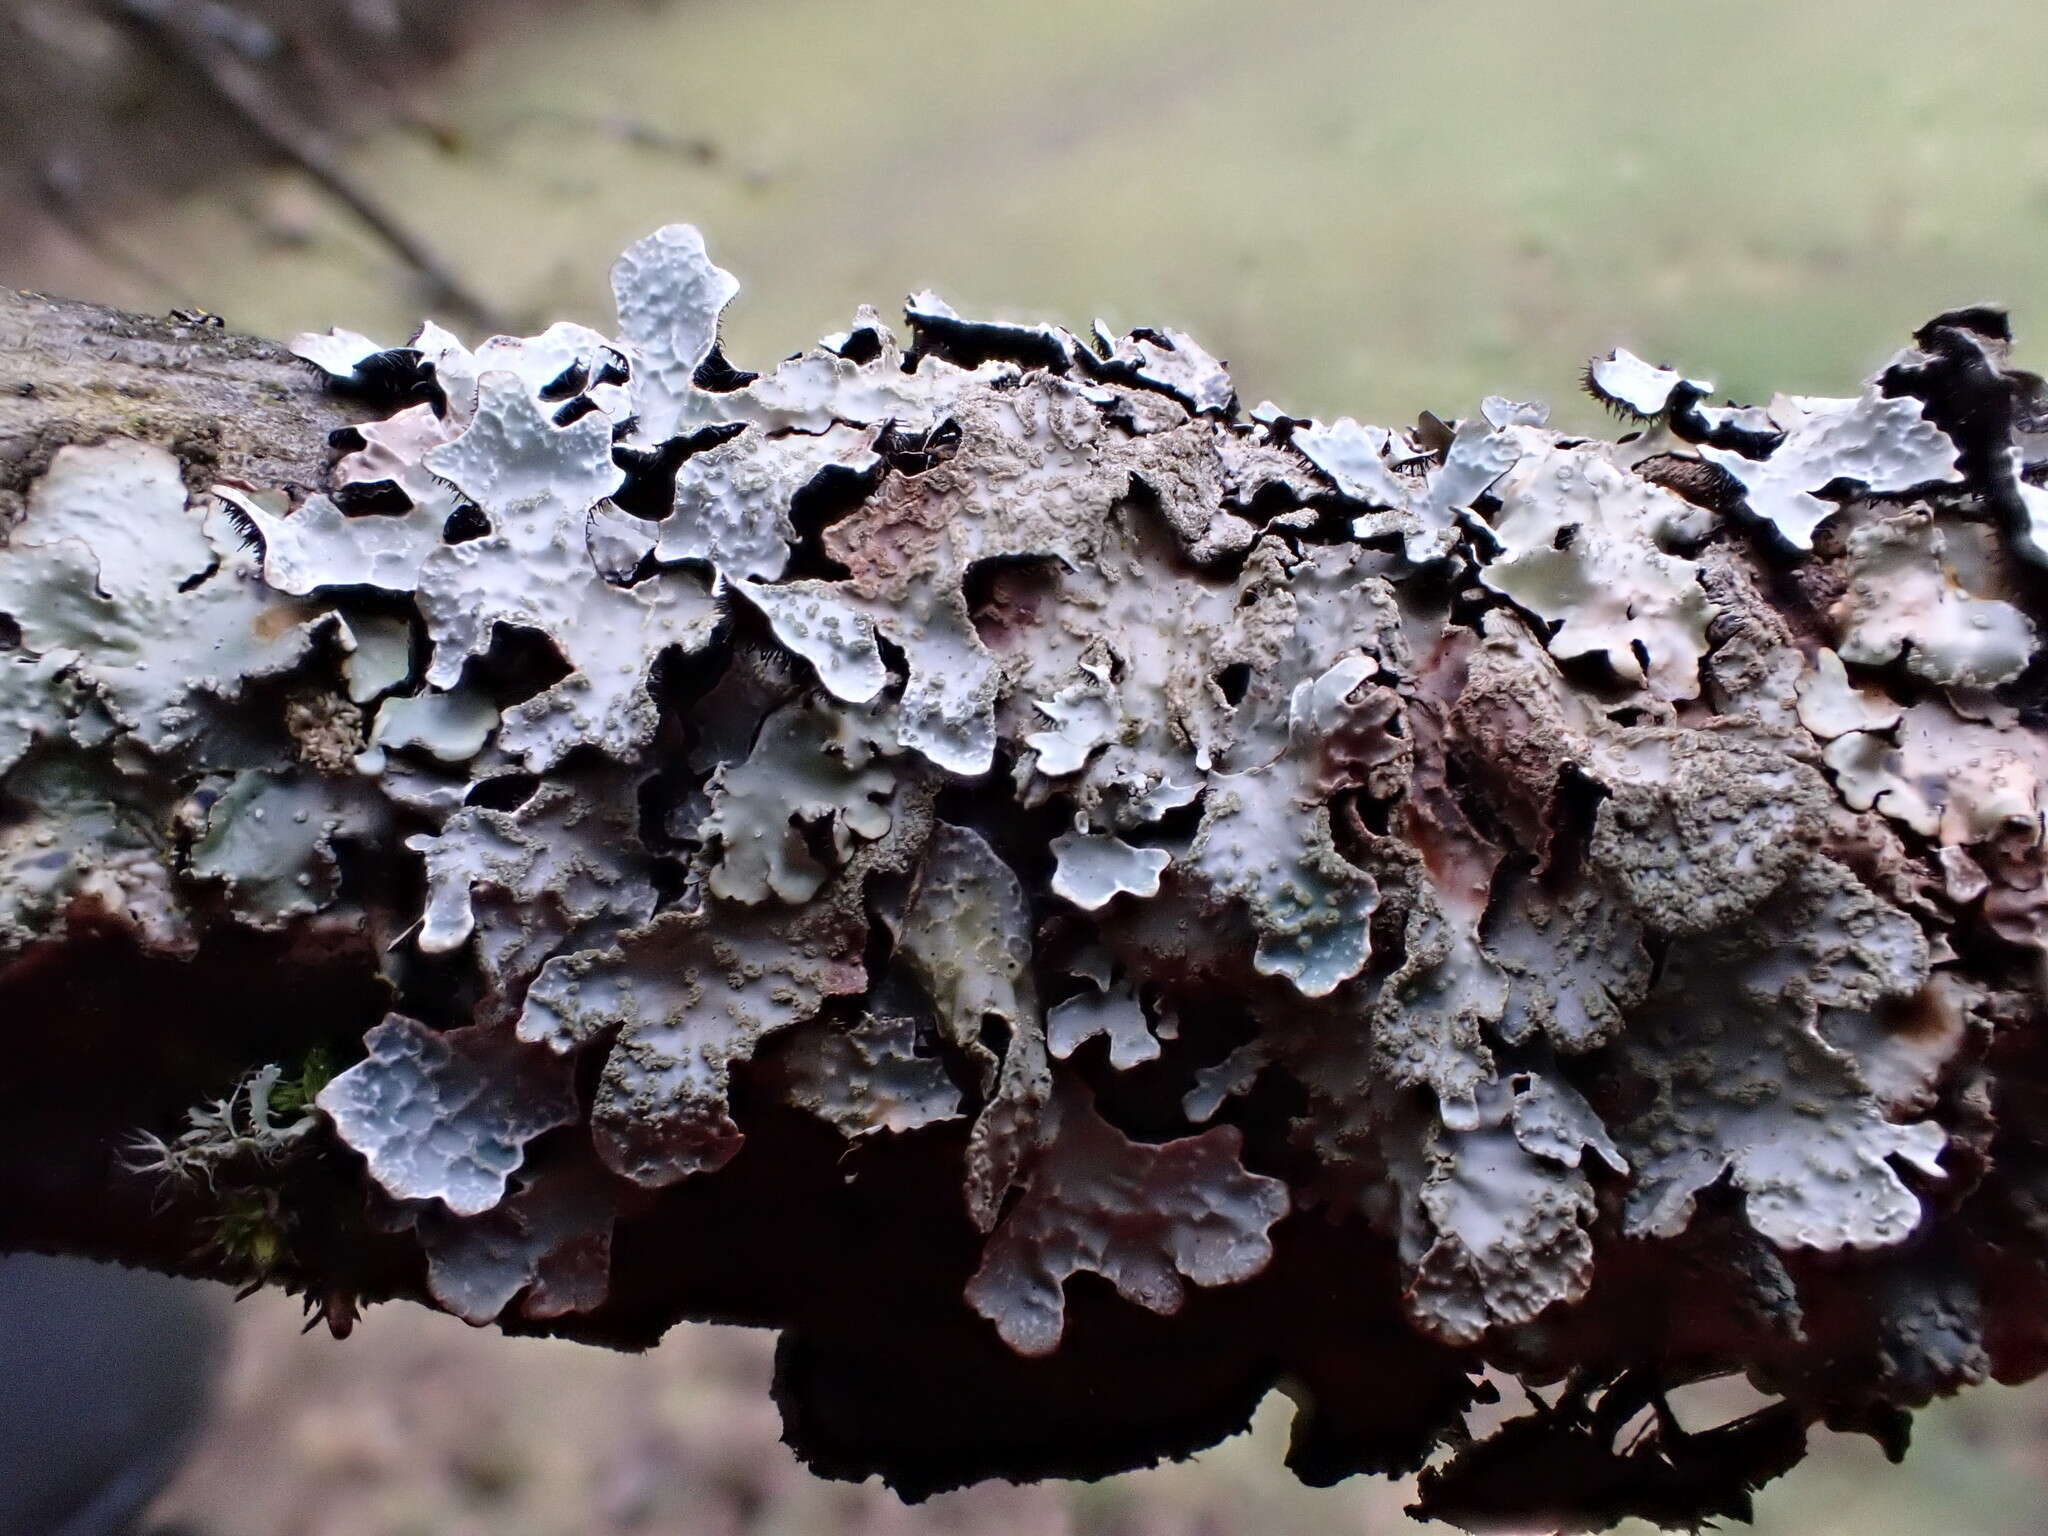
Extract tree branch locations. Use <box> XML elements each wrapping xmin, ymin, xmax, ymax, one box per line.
<box><xmin>4</xmin><ymin>236</ymin><xmax>2046</xmax><ymax>1533</ymax></box>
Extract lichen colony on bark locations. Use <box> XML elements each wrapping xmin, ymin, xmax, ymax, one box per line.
<box><xmin>6</xmin><ymin>230</ymin><xmax>2048</xmax><ymax>1531</ymax></box>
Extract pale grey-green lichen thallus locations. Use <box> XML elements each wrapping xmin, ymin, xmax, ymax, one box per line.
<box><xmin>18</xmin><ymin>216</ymin><xmax>2048</xmax><ymax>1525</ymax></box>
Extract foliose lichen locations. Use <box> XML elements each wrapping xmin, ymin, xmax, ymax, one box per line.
<box><xmin>13</xmin><ymin>233</ymin><xmax>2048</xmax><ymax>1531</ymax></box>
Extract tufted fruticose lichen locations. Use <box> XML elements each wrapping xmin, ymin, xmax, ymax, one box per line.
<box><xmin>10</xmin><ymin>238</ymin><xmax>2048</xmax><ymax>1531</ymax></box>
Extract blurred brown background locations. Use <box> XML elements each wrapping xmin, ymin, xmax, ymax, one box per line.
<box><xmin>8</xmin><ymin>0</ymin><xmax>2048</xmax><ymax>1530</ymax></box>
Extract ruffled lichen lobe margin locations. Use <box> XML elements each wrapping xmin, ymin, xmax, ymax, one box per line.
<box><xmin>6</xmin><ymin>243</ymin><xmax>2048</xmax><ymax>1530</ymax></box>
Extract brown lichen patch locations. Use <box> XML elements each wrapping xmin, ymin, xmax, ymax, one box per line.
<box><xmin>284</xmin><ymin>689</ymin><xmax>367</xmax><ymax>774</ymax></box>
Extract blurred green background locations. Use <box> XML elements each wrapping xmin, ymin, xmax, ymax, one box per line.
<box><xmin>140</xmin><ymin>1288</ymin><xmax>2048</xmax><ymax>1536</ymax></box>
<box><xmin>21</xmin><ymin>0</ymin><xmax>2048</xmax><ymax>430</ymax></box>
<box><xmin>9</xmin><ymin>0</ymin><xmax>2048</xmax><ymax>1530</ymax></box>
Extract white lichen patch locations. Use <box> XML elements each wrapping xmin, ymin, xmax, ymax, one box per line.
<box><xmin>610</xmin><ymin>222</ymin><xmax>742</xmax><ymax>445</ymax></box>
<box><xmin>1584</xmin><ymin>348</ymin><xmax>1712</xmax><ymax>419</ymax></box>
<box><xmin>186</xmin><ymin>769</ymin><xmax>385</xmax><ymax>930</ymax></box>
<box><xmin>1384</xmin><ymin>414</ymin><xmax>1526</xmax><ymax>564</ymax></box>
<box><xmin>1295</xmin><ymin>417</ymin><xmax>1410</xmax><ymax>510</ymax></box>
<box><xmin>1048</xmin><ymin>823</ymin><xmax>1170</xmax><ymax>910</ymax></box>
<box><xmin>964</xmin><ymin>1080</ymin><xmax>1287</xmax><ymax>1356</ymax></box>
<box><xmin>1370</xmin><ymin>891</ymin><xmax>1505</xmax><ymax>1131</ymax></box>
<box><xmin>896</xmin><ymin>824</ymin><xmax>1051</xmax><ymax>1230</ymax></box>
<box><xmin>1093</xmin><ymin>322</ymin><xmax>1236</xmax><ymax>414</ymax></box>
<box><xmin>1025</xmin><ymin>664</ymin><xmax>1120</xmax><ymax>778</ymax></box>
<box><xmin>1699</xmin><ymin>388</ymin><xmax>1963</xmax><ymax>550</ymax></box>
<box><xmin>518</xmin><ymin>901</ymin><xmax>866</xmax><ymax>1186</ymax></box>
<box><xmin>1830</xmin><ymin>510</ymin><xmax>2035</xmax><ymax>689</ymax></box>
<box><xmin>405</xmin><ymin>776</ymin><xmax>659</xmax><ymax>1017</ymax></box>
<box><xmin>1182</xmin><ymin>1040</ymin><xmax>1268</xmax><ymax>1124</ymax></box>
<box><xmin>0</xmin><ymin>649</ymin><xmax>74</xmax><ymax>776</ymax></box>
<box><xmin>0</xmin><ymin>442</ymin><xmax>333</xmax><ymax>755</ymax></box>
<box><xmin>1046</xmin><ymin>976</ymin><xmax>1160</xmax><ymax>1070</ymax></box>
<box><xmin>316</xmin><ymin>1014</ymin><xmax>579</xmax><ymax>1217</ymax></box>
<box><xmin>1487</xmin><ymin>876</ymin><xmax>1652</xmax><ymax>1054</ymax></box>
<box><xmin>0</xmin><ymin>755</ymin><xmax>194</xmax><ymax>964</ymax></box>
<box><xmin>1392</xmin><ymin>1072</ymin><xmax>1624</xmax><ymax>1346</ymax></box>
<box><xmin>289</xmin><ymin>325</ymin><xmax>389</xmax><ymax>381</ymax></box>
<box><xmin>363</xmin><ymin>686</ymin><xmax>500</xmax><ymax>767</ymax></box>
<box><xmin>338</xmin><ymin>613</ymin><xmax>415</xmax><ymax>704</ymax></box>
<box><xmin>417</xmin><ymin>373</ymin><xmax>721</xmax><ymax>768</ymax></box>
<box><xmin>1189</xmin><ymin>656</ymin><xmax>1389</xmax><ymax>997</ymax></box>
<box><xmin>413</xmin><ymin>1163</ymin><xmax>619</xmax><ymax>1327</ymax></box>
<box><xmin>1480</xmin><ymin>439</ymin><xmax>1714</xmax><ymax>701</ymax></box>
<box><xmin>217</xmin><ymin>461</ymin><xmax>449</xmax><ymax>597</ymax></box>
<box><xmin>1796</xmin><ymin>647</ymin><xmax>1903</xmax><ymax>739</ymax></box>
<box><xmin>1619</xmin><ymin>859</ymin><xmax>1944</xmax><ymax>1251</ymax></box>
<box><xmin>697</xmin><ymin>697</ymin><xmax>899</xmax><ymax>905</ymax></box>
<box><xmin>731</xmin><ymin>578</ymin><xmax>891</xmax><ymax>705</ymax></box>
<box><xmin>659</xmin><ymin>423</ymin><xmax>879</xmax><ymax>581</ymax></box>
<box><xmin>1831</xmin><ymin>699</ymin><xmax>2048</xmax><ymax>849</ymax></box>
<box><xmin>775</xmin><ymin>1012</ymin><xmax>964</xmax><ymax>1139</ymax></box>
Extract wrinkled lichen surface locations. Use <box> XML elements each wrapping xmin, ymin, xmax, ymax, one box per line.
<box><xmin>8</xmin><ymin>232</ymin><xmax>2048</xmax><ymax>1531</ymax></box>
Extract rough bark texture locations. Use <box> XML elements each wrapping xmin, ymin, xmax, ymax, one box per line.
<box><xmin>0</xmin><ymin>287</ymin><xmax>366</xmax><ymax>519</ymax></box>
<box><xmin>7</xmin><ymin>234</ymin><xmax>2048</xmax><ymax>1534</ymax></box>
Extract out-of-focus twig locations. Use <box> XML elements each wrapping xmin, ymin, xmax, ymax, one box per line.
<box><xmin>31</xmin><ymin>150</ymin><xmax>185</xmax><ymax>304</ymax></box>
<box><xmin>109</xmin><ymin>0</ymin><xmax>504</xmax><ymax>331</ymax></box>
